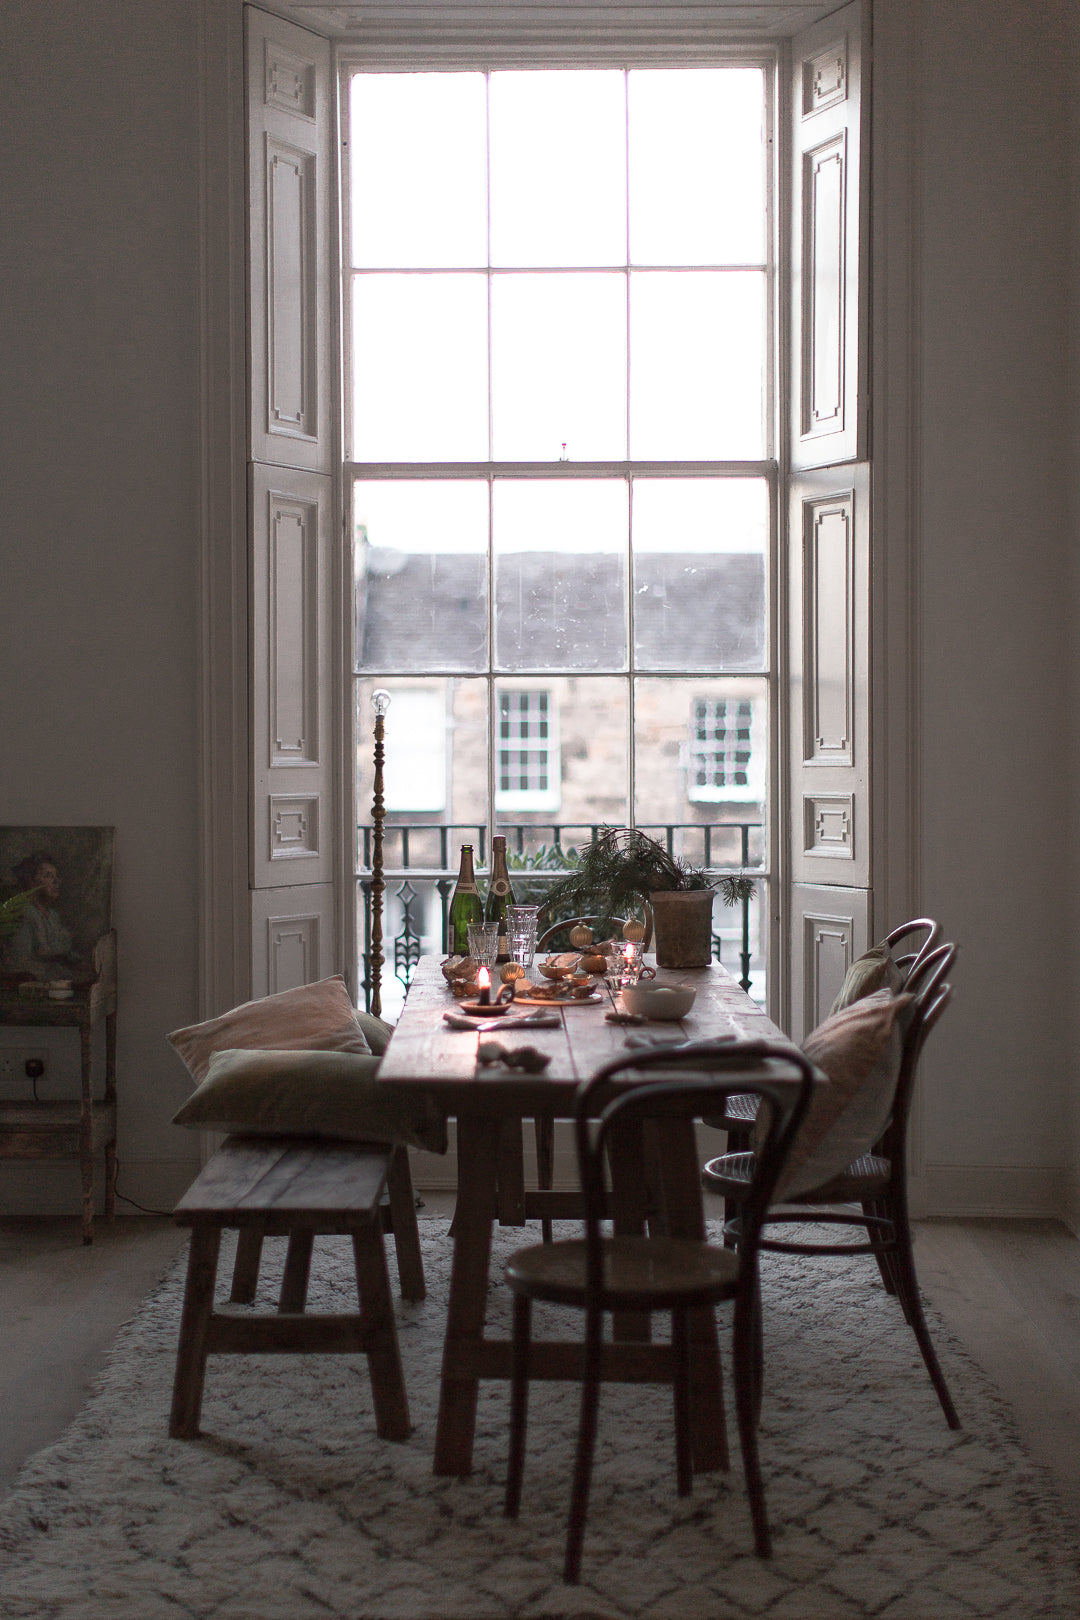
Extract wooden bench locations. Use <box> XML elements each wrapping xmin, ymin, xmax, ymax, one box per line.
<box><xmin>169</xmin><ymin>1135</ymin><xmax>410</xmax><ymax>1443</ymax></box>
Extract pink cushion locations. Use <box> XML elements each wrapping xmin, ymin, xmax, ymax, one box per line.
<box><xmin>167</xmin><ymin>975</ymin><xmax>370</xmax><ymax>1085</ymax></box>
<box><xmin>759</xmin><ymin>989</ymin><xmax>913</xmax><ymax>1200</ymax></box>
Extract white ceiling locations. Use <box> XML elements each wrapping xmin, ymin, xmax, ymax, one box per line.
<box><xmin>263</xmin><ymin>2</ymin><xmax>845</xmax><ymax>42</ymax></box>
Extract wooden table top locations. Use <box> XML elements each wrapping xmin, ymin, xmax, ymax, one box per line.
<box><xmin>378</xmin><ymin>953</ymin><xmax>792</xmax><ymax>1114</ymax></box>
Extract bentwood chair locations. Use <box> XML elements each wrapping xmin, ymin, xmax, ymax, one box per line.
<box><xmin>703</xmin><ymin>943</ymin><xmax>960</xmax><ymax>1430</ymax></box>
<box><xmin>502</xmin><ymin>1039</ymin><xmax>817</xmax><ymax>1584</ymax></box>
<box><xmin>713</xmin><ymin>918</ymin><xmax>942</xmax><ymax>1154</ymax></box>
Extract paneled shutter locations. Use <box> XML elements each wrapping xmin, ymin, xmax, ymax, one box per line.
<box><xmin>789</xmin><ymin>0</ymin><xmax>868</xmax><ymax>470</ymax></box>
<box><xmin>246</xmin><ymin>7</ymin><xmax>338</xmax><ymax>996</ymax></box>
<box><xmin>786</xmin><ymin>2</ymin><xmax>871</xmax><ymax>1034</ymax></box>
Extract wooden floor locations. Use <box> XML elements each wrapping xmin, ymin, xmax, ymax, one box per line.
<box><xmin>1</xmin><ymin>1208</ymin><xmax>1079</xmax><ymax>1526</ymax></box>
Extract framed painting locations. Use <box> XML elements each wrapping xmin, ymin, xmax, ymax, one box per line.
<box><xmin>0</xmin><ymin>826</ymin><xmax>115</xmax><ymax>986</ymax></box>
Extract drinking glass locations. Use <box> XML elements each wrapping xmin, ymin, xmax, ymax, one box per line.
<box><xmin>508</xmin><ymin>905</ymin><xmax>540</xmax><ymax>971</ymax></box>
<box><xmin>467</xmin><ymin>922</ymin><xmax>499</xmax><ymax>967</ymax></box>
<box><xmin>610</xmin><ymin>940</ymin><xmax>646</xmax><ymax>988</ymax></box>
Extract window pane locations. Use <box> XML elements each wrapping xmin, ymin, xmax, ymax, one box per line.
<box><xmin>490</xmin><ymin>71</ymin><xmax>626</xmax><ymax>267</ymax></box>
<box><xmin>632</xmin><ymin>478</ymin><xmax>768</xmax><ymax>672</ymax></box>
<box><xmin>355</xmin><ymin>481</ymin><xmax>488</xmax><ymax>673</ymax></box>
<box><xmin>629</xmin><ymin>271</ymin><xmax>765</xmax><ymax>459</ymax></box>
<box><xmin>494</xmin><ymin>480</ymin><xmax>628</xmax><ymax>671</ymax></box>
<box><xmin>491</xmin><ymin>273</ymin><xmax>627</xmax><ymax>460</ymax></box>
<box><xmin>349</xmin><ymin>74</ymin><xmax>487</xmax><ymax>268</ymax></box>
<box><xmin>628</xmin><ymin>69</ymin><xmax>766</xmax><ymax>266</ymax></box>
<box><xmin>352</xmin><ymin>274</ymin><xmax>488</xmax><ymax>460</ymax></box>
<box><xmin>633</xmin><ymin>676</ymin><xmax>767</xmax><ymax>868</ymax></box>
<box><xmin>495</xmin><ymin>676</ymin><xmax>629</xmax><ymax>856</ymax></box>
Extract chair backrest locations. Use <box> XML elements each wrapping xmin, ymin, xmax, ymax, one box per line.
<box><xmin>879</xmin><ymin>940</ymin><xmax>956</xmax><ymax>1162</ymax></box>
<box><xmin>575</xmin><ymin>1040</ymin><xmax>818</xmax><ymax>1297</ymax></box>
<box><xmin>885</xmin><ymin>917</ymin><xmax>941</xmax><ymax>985</ymax></box>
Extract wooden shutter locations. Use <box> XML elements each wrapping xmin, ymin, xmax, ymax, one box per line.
<box><xmin>785</xmin><ymin>1</ymin><xmax>871</xmax><ymax>1035</ymax></box>
<box><xmin>246</xmin><ymin>7</ymin><xmax>338</xmax><ymax>995</ymax></box>
<box><xmin>789</xmin><ymin>0</ymin><xmax>868</xmax><ymax>471</ymax></box>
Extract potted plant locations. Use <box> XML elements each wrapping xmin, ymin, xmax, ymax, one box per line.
<box><xmin>539</xmin><ymin>827</ymin><xmax>754</xmax><ymax>970</ymax></box>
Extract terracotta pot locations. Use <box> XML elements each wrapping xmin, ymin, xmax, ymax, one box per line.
<box><xmin>648</xmin><ymin>889</ymin><xmax>715</xmax><ymax>969</ymax></box>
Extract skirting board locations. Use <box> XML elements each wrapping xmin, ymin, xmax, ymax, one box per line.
<box><xmin>910</xmin><ymin>1163</ymin><xmax>1070</xmax><ymax>1221</ymax></box>
<box><xmin>411</xmin><ymin>1143</ymin><xmax>1075</xmax><ymax>1226</ymax></box>
<box><xmin>0</xmin><ymin>1158</ymin><xmax>199</xmax><ymax>1219</ymax></box>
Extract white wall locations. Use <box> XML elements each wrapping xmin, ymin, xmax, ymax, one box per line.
<box><xmin>909</xmin><ymin>0</ymin><xmax>1076</xmax><ymax>1215</ymax></box>
<box><xmin>1</xmin><ymin>0</ymin><xmax>1077</xmax><ymax>1222</ymax></box>
<box><xmin>0</xmin><ymin>0</ymin><xmax>204</xmax><ymax>1212</ymax></box>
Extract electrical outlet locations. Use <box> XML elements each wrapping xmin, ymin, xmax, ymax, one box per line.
<box><xmin>0</xmin><ymin>1050</ymin><xmax>48</xmax><ymax>1086</ymax></box>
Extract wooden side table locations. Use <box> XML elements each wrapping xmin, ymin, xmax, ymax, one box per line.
<box><xmin>0</xmin><ymin>930</ymin><xmax>117</xmax><ymax>1244</ymax></box>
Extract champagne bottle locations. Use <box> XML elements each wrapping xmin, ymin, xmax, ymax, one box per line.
<box><xmin>447</xmin><ymin>844</ymin><xmax>484</xmax><ymax>957</ymax></box>
<box><xmin>484</xmin><ymin>835</ymin><xmax>516</xmax><ymax>963</ymax></box>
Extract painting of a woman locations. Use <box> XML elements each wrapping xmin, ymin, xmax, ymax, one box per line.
<box><xmin>2</xmin><ymin>851</ymin><xmax>81</xmax><ymax>980</ymax></box>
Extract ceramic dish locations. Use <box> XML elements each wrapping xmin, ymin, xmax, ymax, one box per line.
<box><xmin>619</xmin><ymin>983</ymin><xmax>696</xmax><ymax>1020</ymax></box>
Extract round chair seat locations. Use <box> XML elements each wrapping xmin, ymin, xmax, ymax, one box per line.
<box><xmin>702</xmin><ymin>1150</ymin><xmax>891</xmax><ymax>1204</ymax></box>
<box><xmin>505</xmin><ymin>1233</ymin><xmax>739</xmax><ymax>1310</ymax></box>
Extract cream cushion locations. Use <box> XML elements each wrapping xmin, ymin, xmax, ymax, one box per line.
<box><xmin>828</xmin><ymin>943</ymin><xmax>904</xmax><ymax>1017</ymax></box>
<box><xmin>167</xmin><ymin>975</ymin><xmax>371</xmax><ymax>1085</ymax></box>
<box><xmin>172</xmin><ymin>1049</ymin><xmax>447</xmax><ymax>1153</ymax></box>
<box><xmin>758</xmin><ymin>990</ymin><xmax>913</xmax><ymax>1200</ymax></box>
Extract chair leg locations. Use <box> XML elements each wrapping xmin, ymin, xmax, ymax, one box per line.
<box><xmin>535</xmin><ymin>1115</ymin><xmax>554</xmax><ymax>1243</ymax></box>
<box><xmin>862</xmin><ymin>1199</ymin><xmax>900</xmax><ymax>1297</ymax></box>
<box><xmin>671</xmin><ymin>1309</ymin><xmax>693</xmax><ymax>1497</ymax></box>
<box><xmin>889</xmin><ymin>1218</ymin><xmax>961</xmax><ymax>1429</ymax></box>
<box><xmin>505</xmin><ymin>1293</ymin><xmax>532</xmax><ymax>1518</ymax></box>
<box><xmin>564</xmin><ymin>1308</ymin><xmax>604</xmax><ymax>1585</ymax></box>
<box><xmin>732</xmin><ymin>1290</ymin><xmax>772</xmax><ymax>1558</ymax></box>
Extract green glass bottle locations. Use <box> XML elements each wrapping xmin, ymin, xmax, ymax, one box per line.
<box><xmin>447</xmin><ymin>843</ymin><xmax>485</xmax><ymax>957</ymax></box>
<box><xmin>484</xmin><ymin>835</ymin><xmax>516</xmax><ymax>963</ymax></box>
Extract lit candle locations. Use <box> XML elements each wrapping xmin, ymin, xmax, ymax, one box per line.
<box><xmin>476</xmin><ymin>965</ymin><xmax>491</xmax><ymax>1007</ymax></box>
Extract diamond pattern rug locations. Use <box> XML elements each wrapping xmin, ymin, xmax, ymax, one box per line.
<box><xmin>0</xmin><ymin>1219</ymin><xmax>1077</xmax><ymax>1619</ymax></box>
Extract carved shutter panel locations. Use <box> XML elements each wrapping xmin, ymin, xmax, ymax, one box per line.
<box><xmin>247</xmin><ymin>6</ymin><xmax>332</xmax><ymax>473</ymax></box>
<box><xmin>790</xmin><ymin>0</ymin><xmax>868</xmax><ymax>471</ymax></box>
<box><xmin>247</xmin><ymin>9</ymin><xmax>337</xmax><ymax>995</ymax></box>
<box><xmin>787</xmin><ymin>465</ymin><xmax>871</xmax><ymax>1037</ymax></box>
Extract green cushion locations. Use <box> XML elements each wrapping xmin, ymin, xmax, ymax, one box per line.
<box><xmin>171</xmin><ymin>1048</ymin><xmax>447</xmax><ymax>1154</ymax></box>
<box><xmin>354</xmin><ymin>1011</ymin><xmax>395</xmax><ymax>1055</ymax></box>
<box><xmin>828</xmin><ymin>942</ymin><xmax>904</xmax><ymax>1017</ymax></box>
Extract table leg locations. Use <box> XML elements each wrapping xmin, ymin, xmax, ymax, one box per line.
<box><xmin>607</xmin><ymin>1119</ymin><xmax>651</xmax><ymax>1342</ymax></box>
<box><xmin>433</xmin><ymin>1113</ymin><xmax>500</xmax><ymax>1476</ymax></box>
<box><xmin>656</xmin><ymin>1118</ymin><xmax>727</xmax><ymax>1473</ymax></box>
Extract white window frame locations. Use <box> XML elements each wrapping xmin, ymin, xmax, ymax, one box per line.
<box><xmin>339</xmin><ymin>46</ymin><xmax>780</xmax><ymax>899</ymax></box>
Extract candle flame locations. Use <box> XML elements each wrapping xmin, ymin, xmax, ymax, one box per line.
<box><xmin>477</xmin><ymin>966</ymin><xmax>491</xmax><ymax>988</ymax></box>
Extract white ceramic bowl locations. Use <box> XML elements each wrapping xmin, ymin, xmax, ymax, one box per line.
<box><xmin>620</xmin><ymin>983</ymin><xmax>696</xmax><ymax>1020</ymax></box>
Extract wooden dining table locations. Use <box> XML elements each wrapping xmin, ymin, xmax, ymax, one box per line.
<box><xmin>377</xmin><ymin>952</ymin><xmax>799</xmax><ymax>1477</ymax></box>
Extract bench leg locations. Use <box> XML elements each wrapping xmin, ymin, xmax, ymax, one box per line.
<box><xmin>170</xmin><ymin>1224</ymin><xmax>222</xmax><ymax>1439</ymax></box>
<box><xmin>230</xmin><ymin>1226</ymin><xmax>264</xmax><ymax>1304</ymax></box>
<box><xmin>386</xmin><ymin>1144</ymin><xmax>425</xmax><ymax>1302</ymax></box>
<box><xmin>352</xmin><ymin>1226</ymin><xmax>410</xmax><ymax>1441</ymax></box>
<box><xmin>280</xmin><ymin>1230</ymin><xmax>314</xmax><ymax>1312</ymax></box>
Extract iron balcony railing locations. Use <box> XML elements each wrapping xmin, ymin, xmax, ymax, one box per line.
<box><xmin>357</xmin><ymin>820</ymin><xmax>765</xmax><ymax>1011</ymax></box>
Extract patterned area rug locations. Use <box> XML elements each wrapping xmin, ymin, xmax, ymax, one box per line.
<box><xmin>0</xmin><ymin>1219</ymin><xmax>1077</xmax><ymax>1620</ymax></box>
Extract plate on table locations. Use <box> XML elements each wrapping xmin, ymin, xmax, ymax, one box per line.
<box><xmin>512</xmin><ymin>990</ymin><xmax>603</xmax><ymax>1008</ymax></box>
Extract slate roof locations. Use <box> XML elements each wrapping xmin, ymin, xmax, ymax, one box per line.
<box><xmin>357</xmin><ymin>548</ymin><xmax>765</xmax><ymax>673</ymax></box>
